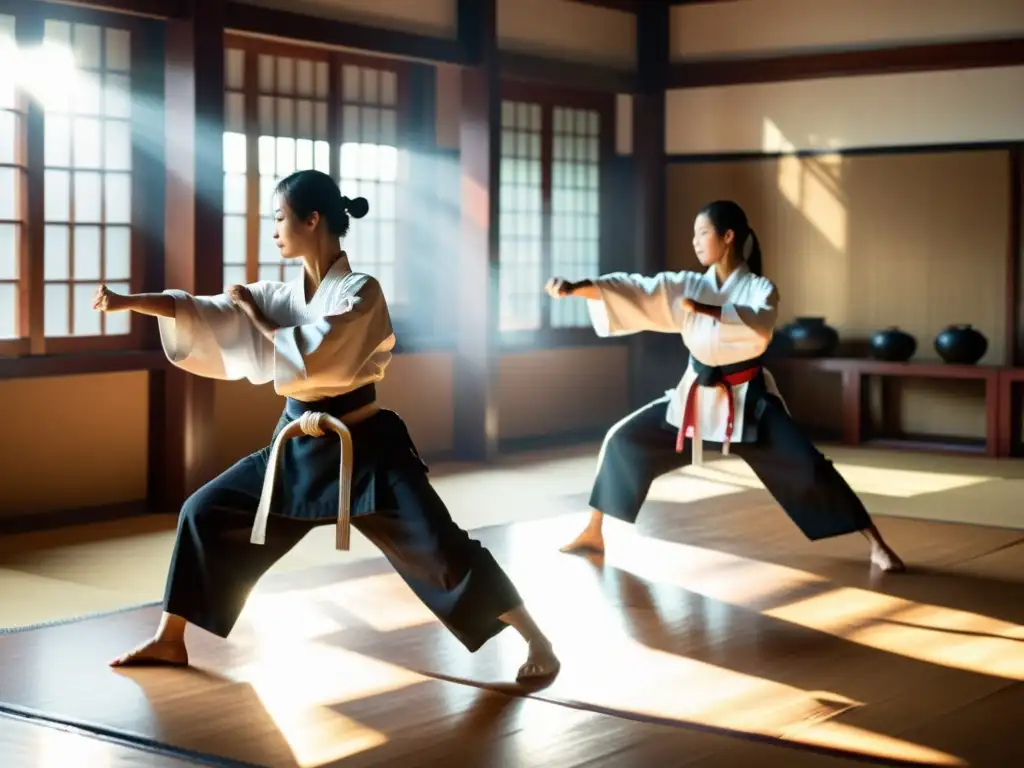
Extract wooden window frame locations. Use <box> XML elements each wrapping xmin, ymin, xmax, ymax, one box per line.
<box><xmin>0</xmin><ymin>3</ymin><xmax>153</xmax><ymax>359</ymax></box>
<box><xmin>498</xmin><ymin>80</ymin><xmax>617</xmax><ymax>351</ymax></box>
<box><xmin>222</xmin><ymin>35</ymin><xmax>423</xmax><ymax>337</ymax></box>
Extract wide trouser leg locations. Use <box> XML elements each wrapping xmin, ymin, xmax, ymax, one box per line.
<box><xmin>730</xmin><ymin>397</ymin><xmax>873</xmax><ymax>541</ymax></box>
<box><xmin>352</xmin><ymin>462</ymin><xmax>524</xmax><ymax>653</ymax></box>
<box><xmin>162</xmin><ymin>452</ymin><xmax>318</xmax><ymax>638</ymax></box>
<box><xmin>588</xmin><ymin>396</ymin><xmax>692</xmax><ymax>525</ymax></box>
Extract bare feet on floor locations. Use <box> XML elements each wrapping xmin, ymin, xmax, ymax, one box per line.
<box><xmin>517</xmin><ymin>640</ymin><xmax>560</xmax><ymax>682</ymax></box>
<box><xmin>110</xmin><ymin>638</ymin><xmax>189</xmax><ymax>668</ymax></box>
<box><xmin>870</xmin><ymin>542</ymin><xmax>905</xmax><ymax>573</ymax></box>
<box><xmin>560</xmin><ymin>527</ymin><xmax>604</xmax><ymax>554</ymax></box>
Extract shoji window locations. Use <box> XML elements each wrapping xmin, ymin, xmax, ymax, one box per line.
<box><xmin>42</xmin><ymin>19</ymin><xmax>133</xmax><ymax>339</ymax></box>
<box><xmin>497</xmin><ymin>87</ymin><xmax>611</xmax><ymax>338</ymax></box>
<box><xmin>549</xmin><ymin>106</ymin><xmax>600</xmax><ymax>329</ymax></box>
<box><xmin>498</xmin><ymin>100</ymin><xmax>543</xmax><ymax>332</ymax></box>
<box><xmin>0</xmin><ymin>14</ymin><xmax>24</xmax><ymax>345</ymax></box>
<box><xmin>222</xmin><ymin>40</ymin><xmax>405</xmax><ymax>306</ymax></box>
<box><xmin>338</xmin><ymin>63</ymin><xmax>400</xmax><ymax>303</ymax></box>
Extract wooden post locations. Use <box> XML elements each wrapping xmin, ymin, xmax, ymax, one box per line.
<box><xmin>453</xmin><ymin>0</ymin><xmax>500</xmax><ymax>461</ymax></box>
<box><xmin>155</xmin><ymin>0</ymin><xmax>225</xmax><ymax>506</ymax></box>
<box><xmin>629</xmin><ymin>2</ymin><xmax>669</xmax><ymax>408</ymax></box>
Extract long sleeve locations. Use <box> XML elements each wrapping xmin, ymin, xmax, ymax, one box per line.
<box><xmin>587</xmin><ymin>271</ymin><xmax>694</xmax><ymax>337</ymax></box>
<box><xmin>272</xmin><ymin>275</ymin><xmax>393</xmax><ymax>398</ymax></box>
<box><xmin>718</xmin><ymin>277</ymin><xmax>779</xmax><ymax>347</ymax></box>
<box><xmin>683</xmin><ymin>276</ymin><xmax>779</xmax><ymax>365</ymax></box>
<box><xmin>158</xmin><ymin>289</ymin><xmax>273</xmax><ymax>383</ymax></box>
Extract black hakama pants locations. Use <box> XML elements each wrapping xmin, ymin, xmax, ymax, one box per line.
<box><xmin>162</xmin><ymin>389</ymin><xmax>523</xmax><ymax>653</ymax></box>
<box><xmin>590</xmin><ymin>392</ymin><xmax>873</xmax><ymax>541</ymax></box>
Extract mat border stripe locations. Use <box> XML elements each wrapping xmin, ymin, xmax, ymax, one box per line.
<box><xmin>0</xmin><ymin>705</ymin><xmax>266</xmax><ymax>768</ymax></box>
<box><xmin>0</xmin><ymin>601</ymin><xmax>161</xmax><ymax>635</ymax></box>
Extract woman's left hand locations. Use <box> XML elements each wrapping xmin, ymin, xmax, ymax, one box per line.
<box><xmin>680</xmin><ymin>298</ymin><xmax>697</xmax><ymax>313</ymax></box>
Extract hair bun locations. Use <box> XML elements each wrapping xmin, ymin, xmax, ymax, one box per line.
<box><xmin>343</xmin><ymin>196</ymin><xmax>369</xmax><ymax>219</ymax></box>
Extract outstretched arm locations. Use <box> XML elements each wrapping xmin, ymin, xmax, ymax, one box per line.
<box><xmin>546</xmin><ymin>271</ymin><xmax>696</xmax><ymax>336</ymax></box>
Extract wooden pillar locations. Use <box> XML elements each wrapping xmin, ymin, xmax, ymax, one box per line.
<box><xmin>154</xmin><ymin>0</ymin><xmax>225</xmax><ymax>506</ymax></box>
<box><xmin>628</xmin><ymin>2</ymin><xmax>669</xmax><ymax>408</ymax></box>
<box><xmin>453</xmin><ymin>0</ymin><xmax>500</xmax><ymax>461</ymax></box>
<box><xmin>1010</xmin><ymin>145</ymin><xmax>1023</xmax><ymax>366</ymax></box>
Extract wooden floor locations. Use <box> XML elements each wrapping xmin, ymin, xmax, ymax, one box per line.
<box><xmin>2</xmin><ymin>485</ymin><xmax>1024</xmax><ymax>766</ymax></box>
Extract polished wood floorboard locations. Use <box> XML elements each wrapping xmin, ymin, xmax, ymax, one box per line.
<box><xmin>1</xmin><ymin>493</ymin><xmax>1022</xmax><ymax>767</ymax></box>
<box><xmin>0</xmin><ymin>713</ymin><xmax>205</xmax><ymax>767</ymax></box>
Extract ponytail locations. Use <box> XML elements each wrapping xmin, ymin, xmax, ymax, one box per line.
<box><xmin>745</xmin><ymin>229</ymin><xmax>762</xmax><ymax>276</ymax></box>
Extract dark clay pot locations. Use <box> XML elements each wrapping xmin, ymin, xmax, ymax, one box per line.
<box><xmin>868</xmin><ymin>327</ymin><xmax>916</xmax><ymax>362</ymax></box>
<box><xmin>779</xmin><ymin>317</ymin><xmax>839</xmax><ymax>357</ymax></box>
<box><xmin>934</xmin><ymin>324</ymin><xmax>987</xmax><ymax>365</ymax></box>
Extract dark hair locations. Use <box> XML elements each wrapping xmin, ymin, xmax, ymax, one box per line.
<box><xmin>698</xmin><ymin>200</ymin><xmax>762</xmax><ymax>276</ymax></box>
<box><xmin>274</xmin><ymin>169</ymin><xmax>369</xmax><ymax>238</ymax></box>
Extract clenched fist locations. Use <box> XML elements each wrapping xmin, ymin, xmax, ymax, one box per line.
<box><xmin>93</xmin><ymin>284</ymin><xmax>127</xmax><ymax>312</ymax></box>
<box><xmin>545</xmin><ymin>277</ymin><xmax>574</xmax><ymax>299</ymax></box>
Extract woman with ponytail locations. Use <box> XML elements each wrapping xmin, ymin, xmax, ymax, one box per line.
<box><xmin>96</xmin><ymin>169</ymin><xmax>559</xmax><ymax>681</ymax></box>
<box><xmin>546</xmin><ymin>200</ymin><xmax>903</xmax><ymax>573</ymax></box>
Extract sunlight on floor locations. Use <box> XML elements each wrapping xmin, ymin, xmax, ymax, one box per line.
<box><xmin>600</xmin><ymin>530</ymin><xmax>1024</xmax><ymax>682</ymax></box>
<box><xmin>229</xmin><ymin>644</ymin><xmax>421</xmax><ymax>767</ymax></box>
<box><xmin>678</xmin><ymin>456</ymin><xmax>992</xmax><ymax>498</ymax></box>
<box><xmin>239</xmin><ymin>526</ymin><xmax>967</xmax><ymax>767</ymax></box>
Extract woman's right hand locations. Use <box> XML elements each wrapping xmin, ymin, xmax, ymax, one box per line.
<box><xmin>93</xmin><ymin>284</ymin><xmax>130</xmax><ymax>312</ymax></box>
<box><xmin>545</xmin><ymin>277</ymin><xmax>574</xmax><ymax>299</ymax></box>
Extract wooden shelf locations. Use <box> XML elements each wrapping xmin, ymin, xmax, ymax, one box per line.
<box><xmin>768</xmin><ymin>356</ymin><xmax>1004</xmax><ymax>456</ymax></box>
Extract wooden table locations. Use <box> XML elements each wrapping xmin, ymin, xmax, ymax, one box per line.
<box><xmin>770</xmin><ymin>357</ymin><xmax>1002</xmax><ymax>457</ymax></box>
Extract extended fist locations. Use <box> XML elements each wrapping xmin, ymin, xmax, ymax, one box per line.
<box><xmin>545</xmin><ymin>277</ymin><xmax>574</xmax><ymax>299</ymax></box>
<box><xmin>93</xmin><ymin>284</ymin><xmax>126</xmax><ymax>312</ymax></box>
<box><xmin>227</xmin><ymin>284</ymin><xmax>255</xmax><ymax>309</ymax></box>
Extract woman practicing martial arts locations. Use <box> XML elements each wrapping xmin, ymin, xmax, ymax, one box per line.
<box><xmin>545</xmin><ymin>200</ymin><xmax>904</xmax><ymax>572</ymax></box>
<box><xmin>93</xmin><ymin>169</ymin><xmax>559</xmax><ymax>680</ymax></box>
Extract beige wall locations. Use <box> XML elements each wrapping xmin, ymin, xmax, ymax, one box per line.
<box><xmin>670</xmin><ymin>0</ymin><xmax>1024</xmax><ymax>61</ymax></box>
<box><xmin>666</xmin><ymin>150</ymin><xmax>1009</xmax><ymax>439</ymax></box>
<box><xmin>0</xmin><ymin>372</ymin><xmax>150</xmax><ymax>516</ymax></box>
<box><xmin>666</xmin><ymin>66</ymin><xmax>1024</xmax><ymax>155</ymax></box>
<box><xmin>498</xmin><ymin>0</ymin><xmax>636</xmax><ymax>70</ymax></box>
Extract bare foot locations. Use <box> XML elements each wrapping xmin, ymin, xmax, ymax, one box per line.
<box><xmin>110</xmin><ymin>638</ymin><xmax>189</xmax><ymax>668</ymax></box>
<box><xmin>870</xmin><ymin>543</ymin><xmax>905</xmax><ymax>573</ymax></box>
<box><xmin>517</xmin><ymin>640</ymin><xmax>560</xmax><ymax>682</ymax></box>
<box><xmin>560</xmin><ymin>527</ymin><xmax>604</xmax><ymax>555</ymax></box>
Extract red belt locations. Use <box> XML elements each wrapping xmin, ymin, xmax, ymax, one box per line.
<box><xmin>677</xmin><ymin>365</ymin><xmax>761</xmax><ymax>454</ymax></box>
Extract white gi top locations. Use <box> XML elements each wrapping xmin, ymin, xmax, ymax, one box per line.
<box><xmin>587</xmin><ymin>263</ymin><xmax>787</xmax><ymax>462</ymax></box>
<box><xmin>158</xmin><ymin>254</ymin><xmax>395</xmax><ymax>401</ymax></box>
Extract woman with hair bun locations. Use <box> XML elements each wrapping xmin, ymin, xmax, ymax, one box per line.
<box><xmin>546</xmin><ymin>200</ymin><xmax>903</xmax><ymax>573</ymax></box>
<box><xmin>96</xmin><ymin>169</ymin><xmax>559</xmax><ymax>681</ymax></box>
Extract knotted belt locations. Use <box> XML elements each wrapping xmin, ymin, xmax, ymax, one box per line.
<box><xmin>249</xmin><ymin>384</ymin><xmax>377</xmax><ymax>552</ymax></box>
<box><xmin>677</xmin><ymin>356</ymin><xmax>762</xmax><ymax>464</ymax></box>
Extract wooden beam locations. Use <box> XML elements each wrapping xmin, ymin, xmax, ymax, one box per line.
<box><xmin>628</xmin><ymin>1</ymin><xmax>669</xmax><ymax>409</ymax></box>
<box><xmin>34</xmin><ymin>0</ymin><xmax>187</xmax><ymax>20</ymax></box>
<box><xmin>454</xmin><ymin>0</ymin><xmax>500</xmax><ymax>461</ymax></box>
<box><xmin>159</xmin><ymin>0</ymin><xmax>225</xmax><ymax>505</ymax></box>
<box><xmin>565</xmin><ymin>0</ymin><xmax>641</xmax><ymax>12</ymax></box>
<box><xmin>222</xmin><ymin>1</ymin><xmax>466</xmax><ymax>65</ymax></box>
<box><xmin>499</xmin><ymin>51</ymin><xmax>639</xmax><ymax>93</ymax></box>
<box><xmin>0</xmin><ymin>350</ymin><xmax>165</xmax><ymax>380</ymax></box>
<box><xmin>668</xmin><ymin>37</ymin><xmax>1024</xmax><ymax>89</ymax></box>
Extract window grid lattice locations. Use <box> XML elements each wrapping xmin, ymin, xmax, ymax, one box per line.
<box><xmin>337</xmin><ymin>64</ymin><xmax>400</xmax><ymax>303</ymax></box>
<box><xmin>0</xmin><ymin>14</ymin><xmax>24</xmax><ymax>340</ymax></box>
<box><xmin>498</xmin><ymin>101</ymin><xmax>543</xmax><ymax>332</ymax></box>
<box><xmin>42</xmin><ymin>20</ymin><xmax>133</xmax><ymax>338</ymax></box>
<box><xmin>550</xmin><ymin>107</ymin><xmax>600</xmax><ymax>329</ymax></box>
